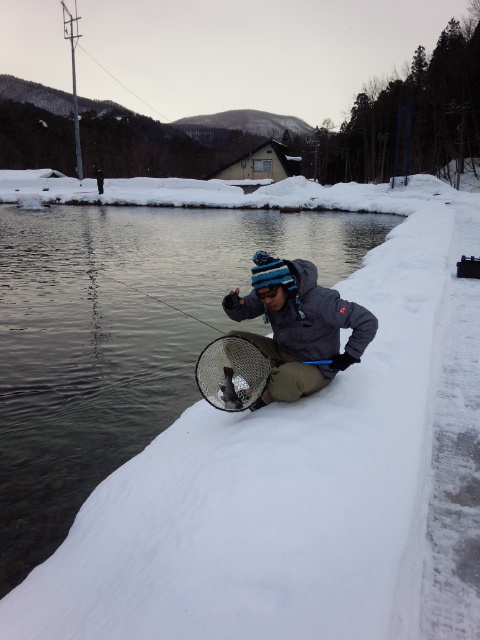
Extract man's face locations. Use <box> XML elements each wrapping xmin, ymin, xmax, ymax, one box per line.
<box><xmin>256</xmin><ymin>286</ymin><xmax>288</xmax><ymax>312</ymax></box>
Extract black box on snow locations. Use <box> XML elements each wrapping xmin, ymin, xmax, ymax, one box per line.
<box><xmin>456</xmin><ymin>256</ymin><xmax>480</xmax><ymax>279</ymax></box>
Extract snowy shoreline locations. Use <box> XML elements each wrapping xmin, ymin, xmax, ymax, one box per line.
<box><xmin>0</xmin><ymin>169</ymin><xmax>472</xmax><ymax>217</ymax></box>
<box><xmin>1</xmin><ymin>171</ymin><xmax>479</xmax><ymax>639</ymax></box>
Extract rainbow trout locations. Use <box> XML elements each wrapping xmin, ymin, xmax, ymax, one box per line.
<box><xmin>220</xmin><ymin>367</ymin><xmax>243</xmax><ymax>410</ymax></box>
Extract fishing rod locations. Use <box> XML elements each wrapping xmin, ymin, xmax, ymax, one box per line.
<box><xmin>100</xmin><ymin>272</ymin><xmax>225</xmax><ymax>334</ymax></box>
<box><xmin>101</xmin><ymin>274</ymin><xmax>334</xmax><ymax>366</ymax></box>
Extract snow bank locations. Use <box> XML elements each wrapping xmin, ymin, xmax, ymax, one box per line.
<box><xmin>1</xmin><ymin>170</ymin><xmax>474</xmax><ymax>214</ymax></box>
<box><xmin>253</xmin><ymin>175</ymin><xmax>321</xmax><ymax>196</ymax></box>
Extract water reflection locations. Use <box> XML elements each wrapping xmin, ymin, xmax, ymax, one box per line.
<box><xmin>341</xmin><ymin>216</ymin><xmax>397</xmax><ymax>268</ymax></box>
<box><xmin>81</xmin><ymin>213</ymin><xmax>112</xmax><ymax>361</ymax></box>
<box><xmin>0</xmin><ymin>204</ymin><xmax>402</xmax><ymax>597</ymax></box>
<box><xmin>239</xmin><ymin>210</ymin><xmax>288</xmax><ymax>251</ymax></box>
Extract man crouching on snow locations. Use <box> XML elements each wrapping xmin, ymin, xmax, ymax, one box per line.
<box><xmin>223</xmin><ymin>250</ymin><xmax>378</xmax><ymax>412</ymax></box>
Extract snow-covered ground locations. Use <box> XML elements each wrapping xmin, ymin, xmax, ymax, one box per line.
<box><xmin>0</xmin><ymin>170</ymin><xmax>479</xmax><ymax>639</ymax></box>
<box><xmin>0</xmin><ymin>166</ymin><xmax>478</xmax><ymax>214</ymax></box>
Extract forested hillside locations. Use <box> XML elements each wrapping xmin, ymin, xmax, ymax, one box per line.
<box><xmin>335</xmin><ymin>18</ymin><xmax>480</xmax><ymax>185</ymax></box>
<box><xmin>0</xmin><ymin>92</ymin><xmax>267</xmax><ymax>180</ymax></box>
<box><xmin>0</xmin><ymin>98</ymin><xmax>219</xmax><ymax>179</ymax></box>
<box><xmin>286</xmin><ymin>17</ymin><xmax>480</xmax><ymax>185</ymax></box>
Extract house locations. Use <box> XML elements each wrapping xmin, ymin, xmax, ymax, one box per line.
<box><xmin>206</xmin><ymin>139</ymin><xmax>302</xmax><ymax>185</ymax></box>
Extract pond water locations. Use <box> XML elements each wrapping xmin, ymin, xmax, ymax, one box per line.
<box><xmin>0</xmin><ymin>204</ymin><xmax>402</xmax><ymax>597</ymax></box>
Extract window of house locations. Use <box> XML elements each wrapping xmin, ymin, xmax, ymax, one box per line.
<box><xmin>253</xmin><ymin>159</ymin><xmax>272</xmax><ymax>173</ymax></box>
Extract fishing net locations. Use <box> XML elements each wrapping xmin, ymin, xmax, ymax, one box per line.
<box><xmin>195</xmin><ymin>336</ymin><xmax>272</xmax><ymax>412</ymax></box>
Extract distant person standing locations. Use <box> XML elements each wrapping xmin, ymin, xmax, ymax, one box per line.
<box><xmin>95</xmin><ymin>167</ymin><xmax>104</xmax><ymax>195</ymax></box>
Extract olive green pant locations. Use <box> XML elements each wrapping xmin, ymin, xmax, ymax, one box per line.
<box><xmin>227</xmin><ymin>330</ymin><xmax>331</xmax><ymax>403</ymax></box>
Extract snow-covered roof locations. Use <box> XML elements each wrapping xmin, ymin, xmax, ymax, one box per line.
<box><xmin>0</xmin><ymin>169</ymin><xmax>67</xmax><ymax>179</ymax></box>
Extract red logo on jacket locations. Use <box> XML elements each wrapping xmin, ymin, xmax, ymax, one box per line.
<box><xmin>338</xmin><ymin>305</ymin><xmax>347</xmax><ymax>315</ymax></box>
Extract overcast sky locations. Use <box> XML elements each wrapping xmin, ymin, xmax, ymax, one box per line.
<box><xmin>1</xmin><ymin>0</ymin><xmax>471</xmax><ymax>129</ymax></box>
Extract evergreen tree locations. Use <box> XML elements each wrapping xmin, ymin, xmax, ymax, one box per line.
<box><xmin>407</xmin><ymin>45</ymin><xmax>428</xmax><ymax>90</ymax></box>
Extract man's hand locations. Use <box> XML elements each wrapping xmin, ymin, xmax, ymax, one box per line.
<box><xmin>330</xmin><ymin>352</ymin><xmax>360</xmax><ymax>371</ymax></box>
<box><xmin>223</xmin><ymin>288</ymin><xmax>244</xmax><ymax>310</ymax></box>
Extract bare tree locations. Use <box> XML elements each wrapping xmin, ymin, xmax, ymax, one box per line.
<box><xmin>467</xmin><ymin>0</ymin><xmax>480</xmax><ymax>22</ymax></box>
<box><xmin>321</xmin><ymin>118</ymin><xmax>336</xmax><ymax>132</ymax></box>
<box><xmin>361</xmin><ymin>75</ymin><xmax>388</xmax><ymax>103</ymax></box>
<box><xmin>462</xmin><ymin>0</ymin><xmax>480</xmax><ymax>37</ymax></box>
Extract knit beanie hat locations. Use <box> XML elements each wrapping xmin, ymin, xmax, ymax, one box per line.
<box><xmin>251</xmin><ymin>250</ymin><xmax>296</xmax><ymax>291</ymax></box>
<box><xmin>251</xmin><ymin>250</ymin><xmax>305</xmax><ymax>321</ymax></box>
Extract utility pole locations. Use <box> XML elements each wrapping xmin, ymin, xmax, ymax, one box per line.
<box><xmin>62</xmin><ymin>0</ymin><xmax>83</xmax><ymax>181</ymax></box>
<box><xmin>307</xmin><ymin>126</ymin><xmax>320</xmax><ymax>182</ymax></box>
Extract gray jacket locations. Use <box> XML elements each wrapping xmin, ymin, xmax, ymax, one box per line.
<box><xmin>223</xmin><ymin>259</ymin><xmax>378</xmax><ymax>379</ymax></box>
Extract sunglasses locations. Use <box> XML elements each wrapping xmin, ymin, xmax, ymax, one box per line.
<box><xmin>256</xmin><ymin>286</ymin><xmax>281</xmax><ymax>302</ymax></box>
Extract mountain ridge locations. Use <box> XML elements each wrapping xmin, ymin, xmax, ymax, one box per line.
<box><xmin>173</xmin><ymin>108</ymin><xmax>314</xmax><ymax>138</ymax></box>
<box><xmin>0</xmin><ymin>75</ymin><xmax>314</xmax><ymax>179</ymax></box>
<box><xmin>0</xmin><ymin>75</ymin><xmax>314</xmax><ymax>139</ymax></box>
<box><xmin>0</xmin><ymin>74</ymin><xmax>131</xmax><ymax>118</ymax></box>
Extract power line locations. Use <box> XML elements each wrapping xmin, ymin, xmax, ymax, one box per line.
<box><xmin>77</xmin><ymin>43</ymin><xmax>172</xmax><ymax>123</ymax></box>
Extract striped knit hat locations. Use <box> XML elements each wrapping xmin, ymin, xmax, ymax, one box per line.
<box><xmin>251</xmin><ymin>251</ymin><xmax>305</xmax><ymax>321</ymax></box>
<box><xmin>251</xmin><ymin>251</ymin><xmax>296</xmax><ymax>292</ymax></box>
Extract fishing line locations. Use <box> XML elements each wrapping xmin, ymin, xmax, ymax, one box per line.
<box><xmin>101</xmin><ymin>272</ymin><xmax>225</xmax><ymax>334</ymax></box>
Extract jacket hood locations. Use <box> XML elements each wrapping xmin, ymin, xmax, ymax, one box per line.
<box><xmin>285</xmin><ymin>259</ymin><xmax>318</xmax><ymax>298</ymax></box>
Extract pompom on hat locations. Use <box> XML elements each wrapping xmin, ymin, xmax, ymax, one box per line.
<box><xmin>251</xmin><ymin>251</ymin><xmax>305</xmax><ymax>322</ymax></box>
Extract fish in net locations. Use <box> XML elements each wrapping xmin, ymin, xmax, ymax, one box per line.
<box><xmin>195</xmin><ymin>336</ymin><xmax>272</xmax><ymax>412</ymax></box>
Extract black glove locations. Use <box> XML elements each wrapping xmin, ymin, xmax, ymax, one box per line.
<box><xmin>223</xmin><ymin>291</ymin><xmax>240</xmax><ymax>310</ymax></box>
<box><xmin>330</xmin><ymin>352</ymin><xmax>360</xmax><ymax>371</ymax></box>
